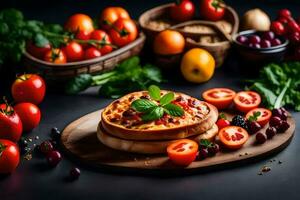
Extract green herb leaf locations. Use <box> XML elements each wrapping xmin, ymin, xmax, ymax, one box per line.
<box><xmin>34</xmin><ymin>33</ymin><xmax>49</xmax><ymax>48</ymax></box>
<box><xmin>248</xmin><ymin>111</ymin><xmax>261</xmax><ymax>122</ymax></box>
<box><xmin>148</xmin><ymin>85</ymin><xmax>161</xmax><ymax>101</ymax></box>
<box><xmin>143</xmin><ymin>64</ymin><xmax>163</xmax><ymax>83</ymax></box>
<box><xmin>163</xmin><ymin>103</ymin><xmax>184</xmax><ymax>117</ymax></box>
<box><xmin>131</xmin><ymin>99</ymin><xmax>157</xmax><ymax>113</ymax></box>
<box><xmin>65</xmin><ymin>74</ymin><xmax>93</xmax><ymax>94</ymax></box>
<box><xmin>160</xmin><ymin>92</ymin><xmax>174</xmax><ymax>106</ymax></box>
<box><xmin>199</xmin><ymin>139</ymin><xmax>213</xmax><ymax>148</ymax></box>
<box><xmin>141</xmin><ymin>107</ymin><xmax>164</xmax><ymax>121</ymax></box>
<box><xmin>219</xmin><ymin>113</ymin><xmax>226</xmax><ymax>119</ymax></box>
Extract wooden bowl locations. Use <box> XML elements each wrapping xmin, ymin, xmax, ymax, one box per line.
<box><xmin>24</xmin><ymin>32</ymin><xmax>146</xmax><ymax>86</ymax></box>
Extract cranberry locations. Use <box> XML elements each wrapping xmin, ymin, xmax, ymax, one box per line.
<box><xmin>70</xmin><ymin>167</ymin><xmax>81</xmax><ymax>179</ymax></box>
<box><xmin>262</xmin><ymin>31</ymin><xmax>275</xmax><ymax>41</ymax></box>
<box><xmin>236</xmin><ymin>35</ymin><xmax>248</xmax><ymax>44</ymax></box>
<box><xmin>266</xmin><ymin>127</ymin><xmax>277</xmax><ymax>139</ymax></box>
<box><xmin>249</xmin><ymin>43</ymin><xmax>261</xmax><ymax>49</ymax></box>
<box><xmin>198</xmin><ymin>148</ymin><xmax>208</xmax><ymax>159</ymax></box>
<box><xmin>271</xmin><ymin>38</ymin><xmax>282</xmax><ymax>46</ymax></box>
<box><xmin>277</xmin><ymin>121</ymin><xmax>290</xmax><ymax>133</ymax></box>
<box><xmin>40</xmin><ymin>141</ymin><xmax>54</xmax><ymax>155</ymax></box>
<box><xmin>248</xmin><ymin>35</ymin><xmax>261</xmax><ymax>44</ymax></box>
<box><xmin>256</xmin><ymin>132</ymin><xmax>267</xmax><ymax>144</ymax></box>
<box><xmin>280</xmin><ymin>111</ymin><xmax>288</xmax><ymax>121</ymax></box>
<box><xmin>269</xmin><ymin>116</ymin><xmax>282</xmax><ymax>128</ymax></box>
<box><xmin>46</xmin><ymin>151</ymin><xmax>62</xmax><ymax>167</ymax></box>
<box><xmin>272</xmin><ymin>108</ymin><xmax>283</xmax><ymax>118</ymax></box>
<box><xmin>248</xmin><ymin>121</ymin><xmax>262</xmax><ymax>134</ymax></box>
<box><xmin>51</xmin><ymin>127</ymin><xmax>61</xmax><ymax>140</ymax></box>
<box><xmin>260</xmin><ymin>39</ymin><xmax>271</xmax><ymax>48</ymax></box>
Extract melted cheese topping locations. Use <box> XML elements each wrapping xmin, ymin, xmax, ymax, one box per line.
<box><xmin>102</xmin><ymin>91</ymin><xmax>210</xmax><ymax>130</ymax></box>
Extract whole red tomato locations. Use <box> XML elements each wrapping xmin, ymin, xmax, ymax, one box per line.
<box><xmin>14</xmin><ymin>103</ymin><xmax>41</xmax><ymax>132</ymax></box>
<box><xmin>271</xmin><ymin>21</ymin><xmax>286</xmax><ymax>35</ymax></box>
<box><xmin>11</xmin><ymin>74</ymin><xmax>46</xmax><ymax>105</ymax></box>
<box><xmin>43</xmin><ymin>48</ymin><xmax>67</xmax><ymax>64</ymax></box>
<box><xmin>75</xmin><ymin>30</ymin><xmax>91</xmax><ymax>49</ymax></box>
<box><xmin>26</xmin><ymin>41</ymin><xmax>51</xmax><ymax>59</ymax></box>
<box><xmin>99</xmin><ymin>7</ymin><xmax>130</xmax><ymax>30</ymax></box>
<box><xmin>64</xmin><ymin>13</ymin><xmax>94</xmax><ymax>34</ymax></box>
<box><xmin>0</xmin><ymin>139</ymin><xmax>20</xmax><ymax>174</ymax></box>
<box><xmin>200</xmin><ymin>0</ymin><xmax>225</xmax><ymax>21</ymax></box>
<box><xmin>0</xmin><ymin>104</ymin><xmax>23</xmax><ymax>142</ymax></box>
<box><xmin>109</xmin><ymin>18</ymin><xmax>138</xmax><ymax>47</ymax></box>
<box><xmin>170</xmin><ymin>0</ymin><xmax>195</xmax><ymax>22</ymax></box>
<box><xmin>90</xmin><ymin>30</ymin><xmax>113</xmax><ymax>55</ymax></box>
<box><xmin>84</xmin><ymin>47</ymin><xmax>101</xmax><ymax>60</ymax></box>
<box><xmin>63</xmin><ymin>41</ymin><xmax>84</xmax><ymax>62</ymax></box>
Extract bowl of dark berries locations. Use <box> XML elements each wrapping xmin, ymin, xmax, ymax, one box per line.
<box><xmin>233</xmin><ymin>30</ymin><xmax>289</xmax><ymax>65</ymax></box>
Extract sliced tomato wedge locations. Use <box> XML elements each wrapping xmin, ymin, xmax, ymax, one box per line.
<box><xmin>202</xmin><ymin>88</ymin><xmax>236</xmax><ymax>109</ymax></box>
<box><xmin>219</xmin><ymin>126</ymin><xmax>249</xmax><ymax>149</ymax></box>
<box><xmin>233</xmin><ymin>91</ymin><xmax>261</xmax><ymax>113</ymax></box>
<box><xmin>167</xmin><ymin>139</ymin><xmax>198</xmax><ymax>166</ymax></box>
<box><xmin>246</xmin><ymin>108</ymin><xmax>272</xmax><ymax>127</ymax></box>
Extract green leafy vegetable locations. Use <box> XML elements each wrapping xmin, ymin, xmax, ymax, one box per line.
<box><xmin>131</xmin><ymin>85</ymin><xmax>184</xmax><ymax>121</ymax></box>
<box><xmin>247</xmin><ymin>62</ymin><xmax>300</xmax><ymax>111</ymax></box>
<box><xmin>247</xmin><ymin>111</ymin><xmax>261</xmax><ymax>122</ymax></box>
<box><xmin>65</xmin><ymin>56</ymin><xmax>164</xmax><ymax>98</ymax></box>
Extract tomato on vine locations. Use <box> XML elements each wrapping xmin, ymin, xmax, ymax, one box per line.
<box><xmin>63</xmin><ymin>41</ymin><xmax>84</xmax><ymax>62</ymax></box>
<box><xmin>99</xmin><ymin>7</ymin><xmax>130</xmax><ymax>30</ymax></box>
<box><xmin>64</xmin><ymin>13</ymin><xmax>94</xmax><ymax>34</ymax></box>
<box><xmin>43</xmin><ymin>48</ymin><xmax>67</xmax><ymax>64</ymax></box>
<box><xmin>90</xmin><ymin>30</ymin><xmax>113</xmax><ymax>55</ymax></box>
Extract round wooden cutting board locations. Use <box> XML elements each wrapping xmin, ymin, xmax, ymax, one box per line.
<box><xmin>61</xmin><ymin>109</ymin><xmax>295</xmax><ymax>171</ymax></box>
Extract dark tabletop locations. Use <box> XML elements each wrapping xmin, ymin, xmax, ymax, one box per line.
<box><xmin>1</xmin><ymin>0</ymin><xmax>300</xmax><ymax>200</ymax></box>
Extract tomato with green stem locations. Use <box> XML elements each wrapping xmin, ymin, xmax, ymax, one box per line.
<box><xmin>90</xmin><ymin>30</ymin><xmax>113</xmax><ymax>55</ymax></box>
<box><xmin>43</xmin><ymin>48</ymin><xmax>67</xmax><ymax>64</ymax></box>
<box><xmin>12</xmin><ymin>74</ymin><xmax>46</xmax><ymax>105</ymax></box>
<box><xmin>200</xmin><ymin>0</ymin><xmax>225</xmax><ymax>21</ymax></box>
<box><xmin>109</xmin><ymin>18</ymin><xmax>138</xmax><ymax>47</ymax></box>
<box><xmin>99</xmin><ymin>7</ymin><xmax>130</xmax><ymax>30</ymax></box>
<box><xmin>84</xmin><ymin>47</ymin><xmax>101</xmax><ymax>60</ymax></box>
<box><xmin>0</xmin><ymin>102</ymin><xmax>23</xmax><ymax>142</ymax></box>
<box><xmin>170</xmin><ymin>0</ymin><xmax>195</xmax><ymax>22</ymax></box>
<box><xmin>63</xmin><ymin>41</ymin><xmax>84</xmax><ymax>62</ymax></box>
<box><xmin>64</xmin><ymin>13</ymin><xmax>94</xmax><ymax>34</ymax></box>
<box><xmin>0</xmin><ymin>139</ymin><xmax>20</xmax><ymax>174</ymax></box>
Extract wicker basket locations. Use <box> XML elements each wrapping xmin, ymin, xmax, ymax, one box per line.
<box><xmin>24</xmin><ymin>32</ymin><xmax>146</xmax><ymax>86</ymax></box>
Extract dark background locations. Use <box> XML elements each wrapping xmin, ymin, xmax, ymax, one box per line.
<box><xmin>1</xmin><ymin>0</ymin><xmax>300</xmax><ymax>200</ymax></box>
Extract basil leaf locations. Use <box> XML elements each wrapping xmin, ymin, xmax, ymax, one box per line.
<box><xmin>164</xmin><ymin>103</ymin><xmax>184</xmax><ymax>117</ymax></box>
<box><xmin>148</xmin><ymin>85</ymin><xmax>161</xmax><ymax>101</ymax></box>
<box><xmin>34</xmin><ymin>33</ymin><xmax>49</xmax><ymax>48</ymax></box>
<box><xmin>141</xmin><ymin>107</ymin><xmax>164</xmax><ymax>121</ymax></box>
<box><xmin>131</xmin><ymin>99</ymin><xmax>157</xmax><ymax>113</ymax></box>
<box><xmin>160</xmin><ymin>92</ymin><xmax>174</xmax><ymax>106</ymax></box>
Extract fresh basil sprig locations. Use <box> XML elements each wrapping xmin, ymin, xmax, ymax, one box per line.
<box><xmin>131</xmin><ymin>85</ymin><xmax>184</xmax><ymax>121</ymax></box>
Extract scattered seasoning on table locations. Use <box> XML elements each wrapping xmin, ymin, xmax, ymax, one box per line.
<box><xmin>244</xmin><ymin>152</ymin><xmax>248</xmax><ymax>156</ymax></box>
<box><xmin>278</xmin><ymin>160</ymin><xmax>283</xmax><ymax>164</ymax></box>
<box><xmin>258</xmin><ymin>172</ymin><xmax>263</xmax><ymax>175</ymax></box>
<box><xmin>144</xmin><ymin>161</ymin><xmax>151</xmax><ymax>166</ymax></box>
<box><xmin>239</xmin><ymin>154</ymin><xmax>242</xmax><ymax>157</ymax></box>
<box><xmin>261</xmin><ymin>166</ymin><xmax>271</xmax><ymax>172</ymax></box>
<box><xmin>24</xmin><ymin>153</ymin><xmax>33</xmax><ymax>161</ymax></box>
<box><xmin>35</xmin><ymin>136</ymin><xmax>40</xmax><ymax>140</ymax></box>
<box><xmin>28</xmin><ymin>138</ymin><xmax>33</xmax><ymax>142</ymax></box>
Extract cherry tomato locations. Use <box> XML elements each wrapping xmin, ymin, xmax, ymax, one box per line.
<box><xmin>216</xmin><ymin>118</ymin><xmax>230</xmax><ymax>130</ymax></box>
<box><xmin>200</xmin><ymin>0</ymin><xmax>225</xmax><ymax>21</ymax></box>
<box><xmin>271</xmin><ymin>21</ymin><xmax>286</xmax><ymax>35</ymax></box>
<box><xmin>109</xmin><ymin>18</ymin><xmax>138</xmax><ymax>47</ymax></box>
<box><xmin>202</xmin><ymin>88</ymin><xmax>236</xmax><ymax>109</ymax></box>
<box><xmin>246</xmin><ymin>108</ymin><xmax>272</xmax><ymax>127</ymax></box>
<box><xmin>278</xmin><ymin>9</ymin><xmax>292</xmax><ymax>19</ymax></box>
<box><xmin>12</xmin><ymin>74</ymin><xmax>46</xmax><ymax>105</ymax></box>
<box><xmin>64</xmin><ymin>13</ymin><xmax>94</xmax><ymax>34</ymax></box>
<box><xmin>99</xmin><ymin>7</ymin><xmax>130</xmax><ymax>30</ymax></box>
<box><xmin>234</xmin><ymin>91</ymin><xmax>261</xmax><ymax>113</ymax></box>
<box><xmin>90</xmin><ymin>30</ymin><xmax>113</xmax><ymax>55</ymax></box>
<box><xmin>167</xmin><ymin>139</ymin><xmax>198</xmax><ymax>166</ymax></box>
<box><xmin>43</xmin><ymin>48</ymin><xmax>67</xmax><ymax>64</ymax></box>
<box><xmin>0</xmin><ymin>104</ymin><xmax>22</xmax><ymax>142</ymax></box>
<box><xmin>219</xmin><ymin>126</ymin><xmax>249</xmax><ymax>149</ymax></box>
<box><xmin>75</xmin><ymin>30</ymin><xmax>91</xmax><ymax>49</ymax></box>
<box><xmin>84</xmin><ymin>47</ymin><xmax>102</xmax><ymax>60</ymax></box>
<box><xmin>14</xmin><ymin>103</ymin><xmax>41</xmax><ymax>132</ymax></box>
<box><xmin>170</xmin><ymin>0</ymin><xmax>195</xmax><ymax>22</ymax></box>
<box><xmin>287</xmin><ymin>20</ymin><xmax>300</xmax><ymax>33</ymax></box>
<box><xmin>26</xmin><ymin>41</ymin><xmax>51</xmax><ymax>59</ymax></box>
<box><xmin>0</xmin><ymin>139</ymin><xmax>20</xmax><ymax>174</ymax></box>
<box><xmin>63</xmin><ymin>42</ymin><xmax>84</xmax><ymax>62</ymax></box>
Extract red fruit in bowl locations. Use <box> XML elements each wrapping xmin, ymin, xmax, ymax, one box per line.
<box><xmin>236</xmin><ymin>35</ymin><xmax>248</xmax><ymax>44</ymax></box>
<box><xmin>262</xmin><ymin>31</ymin><xmax>275</xmax><ymax>41</ymax></box>
<box><xmin>260</xmin><ymin>39</ymin><xmax>271</xmax><ymax>48</ymax></box>
<box><xmin>289</xmin><ymin>32</ymin><xmax>300</xmax><ymax>44</ymax></box>
<box><xmin>248</xmin><ymin>35</ymin><xmax>261</xmax><ymax>44</ymax></box>
<box><xmin>271</xmin><ymin>38</ymin><xmax>282</xmax><ymax>46</ymax></box>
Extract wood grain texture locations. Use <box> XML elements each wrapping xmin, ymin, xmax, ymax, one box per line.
<box><xmin>61</xmin><ymin>109</ymin><xmax>295</xmax><ymax>171</ymax></box>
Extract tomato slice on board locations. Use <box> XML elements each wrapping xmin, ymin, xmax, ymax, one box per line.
<box><xmin>233</xmin><ymin>91</ymin><xmax>261</xmax><ymax>113</ymax></box>
<box><xmin>167</xmin><ymin>139</ymin><xmax>198</xmax><ymax>166</ymax></box>
<box><xmin>219</xmin><ymin>126</ymin><xmax>249</xmax><ymax>149</ymax></box>
<box><xmin>246</xmin><ymin>108</ymin><xmax>272</xmax><ymax>127</ymax></box>
<box><xmin>202</xmin><ymin>88</ymin><xmax>236</xmax><ymax>109</ymax></box>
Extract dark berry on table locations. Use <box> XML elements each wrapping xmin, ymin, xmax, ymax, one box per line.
<box><xmin>269</xmin><ymin>116</ymin><xmax>282</xmax><ymax>128</ymax></box>
<box><xmin>40</xmin><ymin>141</ymin><xmax>54</xmax><ymax>155</ymax></box>
<box><xmin>208</xmin><ymin>144</ymin><xmax>219</xmax><ymax>156</ymax></box>
<box><xmin>236</xmin><ymin>35</ymin><xmax>248</xmax><ymax>44</ymax></box>
<box><xmin>248</xmin><ymin>121</ymin><xmax>262</xmax><ymax>134</ymax></box>
<box><xmin>271</xmin><ymin>38</ymin><xmax>282</xmax><ymax>46</ymax></box>
<box><xmin>249</xmin><ymin>35</ymin><xmax>261</xmax><ymax>44</ymax></box>
<box><xmin>262</xmin><ymin>31</ymin><xmax>275</xmax><ymax>41</ymax></box>
<box><xmin>231</xmin><ymin>115</ymin><xmax>248</xmax><ymax>131</ymax></box>
<box><xmin>51</xmin><ymin>127</ymin><xmax>61</xmax><ymax>140</ymax></box>
<box><xmin>266</xmin><ymin>127</ymin><xmax>277</xmax><ymax>139</ymax></box>
<box><xmin>256</xmin><ymin>132</ymin><xmax>267</xmax><ymax>144</ymax></box>
<box><xmin>70</xmin><ymin>167</ymin><xmax>81</xmax><ymax>180</ymax></box>
<box><xmin>260</xmin><ymin>39</ymin><xmax>271</xmax><ymax>48</ymax></box>
<box><xmin>46</xmin><ymin>151</ymin><xmax>62</xmax><ymax>167</ymax></box>
<box><xmin>277</xmin><ymin>121</ymin><xmax>290</xmax><ymax>133</ymax></box>
<box><xmin>272</xmin><ymin>108</ymin><xmax>283</xmax><ymax>118</ymax></box>
<box><xmin>280</xmin><ymin>111</ymin><xmax>288</xmax><ymax>121</ymax></box>
<box><xmin>199</xmin><ymin>148</ymin><xmax>209</xmax><ymax>160</ymax></box>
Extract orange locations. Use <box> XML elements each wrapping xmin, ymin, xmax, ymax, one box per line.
<box><xmin>153</xmin><ymin>30</ymin><xmax>185</xmax><ymax>55</ymax></box>
<box><xmin>180</xmin><ymin>48</ymin><xmax>215</xmax><ymax>83</ymax></box>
